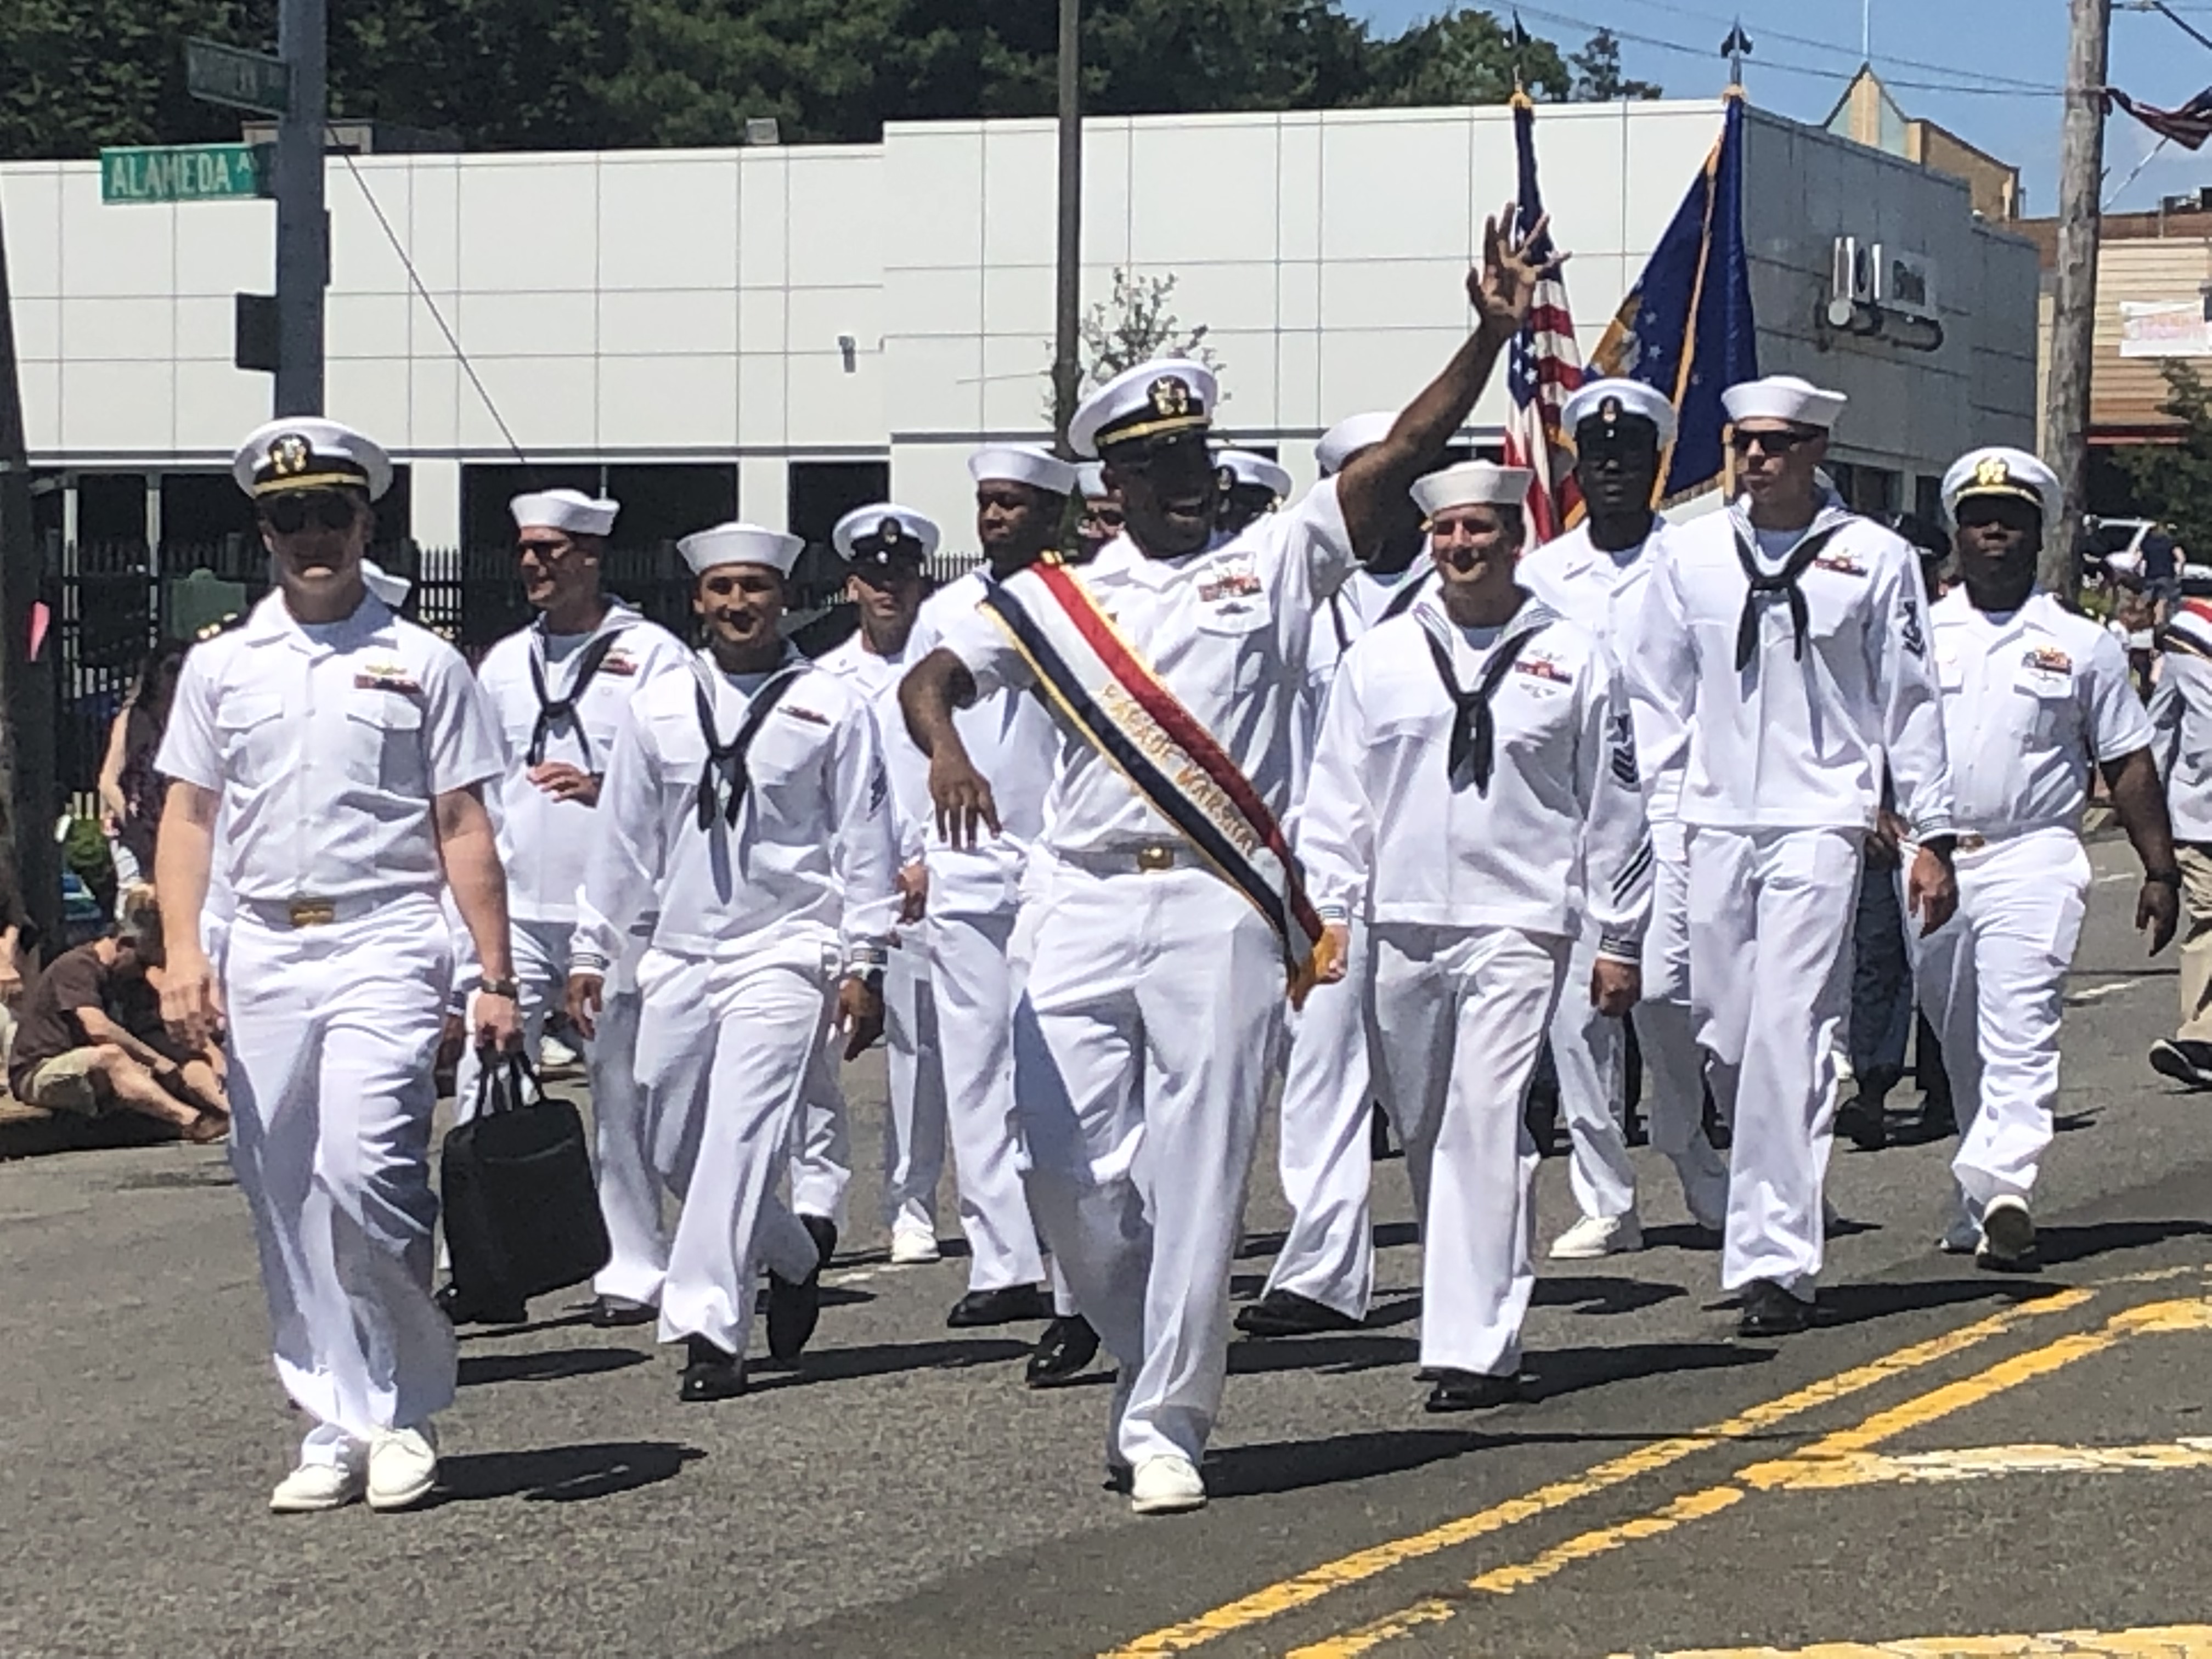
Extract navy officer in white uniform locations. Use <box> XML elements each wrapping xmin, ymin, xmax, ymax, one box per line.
<box><xmin>156</xmin><ymin>417</ymin><xmax>520</xmax><ymax>1513</ymax></box>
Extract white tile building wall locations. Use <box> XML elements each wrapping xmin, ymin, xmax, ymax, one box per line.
<box><xmin>0</xmin><ymin>99</ymin><xmax>2035</xmax><ymax>549</ymax></box>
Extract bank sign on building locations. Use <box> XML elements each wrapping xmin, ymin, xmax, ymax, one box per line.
<box><xmin>1</xmin><ymin>97</ymin><xmax>2035</xmax><ymax>556</ymax></box>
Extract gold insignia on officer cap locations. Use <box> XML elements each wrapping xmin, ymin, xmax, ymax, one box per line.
<box><xmin>1974</xmin><ymin>456</ymin><xmax>2013</xmax><ymax>490</ymax></box>
<box><xmin>269</xmin><ymin>432</ymin><xmax>313</xmax><ymax>477</ymax></box>
<box><xmin>1150</xmin><ymin>376</ymin><xmax>1192</xmax><ymax>419</ymax></box>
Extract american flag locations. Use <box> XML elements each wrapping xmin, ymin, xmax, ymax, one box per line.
<box><xmin>2107</xmin><ymin>87</ymin><xmax>2212</xmax><ymax>153</ymax></box>
<box><xmin>1501</xmin><ymin>95</ymin><xmax>1583</xmax><ymax>544</ymax></box>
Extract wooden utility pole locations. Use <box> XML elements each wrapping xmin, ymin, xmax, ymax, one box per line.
<box><xmin>0</xmin><ymin>207</ymin><xmax>60</xmax><ymax>953</ymax></box>
<box><xmin>1051</xmin><ymin>0</ymin><xmax>1083</xmax><ymax>454</ymax></box>
<box><xmin>2042</xmin><ymin>0</ymin><xmax>2110</xmax><ymax>597</ymax></box>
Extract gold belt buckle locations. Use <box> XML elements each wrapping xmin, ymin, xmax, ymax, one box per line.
<box><xmin>1135</xmin><ymin>844</ymin><xmax>1175</xmax><ymax>873</ymax></box>
<box><xmin>287</xmin><ymin>897</ymin><xmax>337</xmax><ymax>928</ymax></box>
<box><xmin>1956</xmin><ymin>834</ymin><xmax>1988</xmax><ymax>853</ymax></box>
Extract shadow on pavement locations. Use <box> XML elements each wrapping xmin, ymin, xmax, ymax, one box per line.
<box><xmin>1204</xmin><ymin>1427</ymin><xmax>1484</xmax><ymax>1499</ymax></box>
<box><xmin>458</xmin><ymin>1346</ymin><xmax>652</xmax><ymax>1387</ymax></box>
<box><xmin>2034</xmin><ymin>1217</ymin><xmax>2212</xmax><ymax>1267</ymax></box>
<box><xmin>456</xmin><ymin>1310</ymin><xmax>591</xmax><ymax>1342</ymax></box>
<box><xmin>756</xmin><ymin>1336</ymin><xmax>1030</xmax><ymax>1387</ymax></box>
<box><xmin>1228</xmin><ymin>1332</ymin><xmax>1419</xmax><ymax>1376</ymax></box>
<box><xmin>436</xmin><ymin>1440</ymin><xmax>703</xmax><ymax>1505</ymax></box>
<box><xmin>1533</xmin><ymin>1275</ymin><xmax>1688</xmax><ymax>1316</ymax></box>
<box><xmin>1812</xmin><ymin>1276</ymin><xmax>2056</xmax><ymax>1328</ymax></box>
<box><xmin>1523</xmin><ymin>1339</ymin><xmax>1767</xmax><ymax>1402</ymax></box>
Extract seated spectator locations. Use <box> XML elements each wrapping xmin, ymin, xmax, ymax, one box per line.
<box><xmin>7</xmin><ymin>888</ymin><xmax>227</xmax><ymax>1140</ymax></box>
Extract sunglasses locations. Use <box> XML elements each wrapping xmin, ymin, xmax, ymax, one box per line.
<box><xmin>1730</xmin><ymin>428</ymin><xmax>1819</xmax><ymax>458</ymax></box>
<box><xmin>262</xmin><ymin>490</ymin><xmax>360</xmax><ymax>534</ymax></box>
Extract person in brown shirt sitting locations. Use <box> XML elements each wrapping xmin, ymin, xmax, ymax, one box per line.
<box><xmin>8</xmin><ymin>888</ymin><xmax>227</xmax><ymax>1141</ymax></box>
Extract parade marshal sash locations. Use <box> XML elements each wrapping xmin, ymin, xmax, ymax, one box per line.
<box><xmin>980</xmin><ymin>557</ymin><xmax>1329</xmax><ymax>1003</ymax></box>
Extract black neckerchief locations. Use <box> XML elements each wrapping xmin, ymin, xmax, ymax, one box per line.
<box><xmin>693</xmin><ymin>665</ymin><xmax>804</xmax><ymax>831</ymax></box>
<box><xmin>527</xmin><ymin>622</ymin><xmax>628</xmax><ymax>768</ymax></box>
<box><xmin>1731</xmin><ymin>522</ymin><xmax>1842</xmax><ymax>673</ymax></box>
<box><xmin>1419</xmin><ymin>612</ymin><xmax>1545</xmax><ymax>793</ymax></box>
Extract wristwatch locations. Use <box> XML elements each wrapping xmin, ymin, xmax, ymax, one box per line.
<box><xmin>2146</xmin><ymin>868</ymin><xmax>2183</xmax><ymax>889</ymax></box>
<box><xmin>476</xmin><ymin>975</ymin><xmax>521</xmax><ymax>998</ymax></box>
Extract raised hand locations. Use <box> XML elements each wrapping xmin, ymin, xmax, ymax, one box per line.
<box><xmin>1467</xmin><ymin>200</ymin><xmax>1563</xmax><ymax>341</ymax></box>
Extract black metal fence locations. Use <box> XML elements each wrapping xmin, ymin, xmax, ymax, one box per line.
<box><xmin>48</xmin><ymin>538</ymin><xmax>981</xmax><ymax>798</ymax></box>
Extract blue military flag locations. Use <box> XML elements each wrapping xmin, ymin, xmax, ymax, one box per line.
<box><xmin>1587</xmin><ymin>92</ymin><xmax>1758</xmax><ymax>503</ymax></box>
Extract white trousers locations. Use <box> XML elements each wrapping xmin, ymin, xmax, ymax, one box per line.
<box><xmin>1262</xmin><ymin>919</ymin><xmax>1382</xmax><ymax>1319</ymax></box>
<box><xmin>788</xmin><ymin>941</ymin><xmax>942</xmax><ymax>1234</ymax></box>
<box><xmin>1689</xmin><ymin>826</ymin><xmax>1862</xmax><ymax>1296</ymax></box>
<box><xmin>223</xmin><ymin>895</ymin><xmax>457</xmax><ymax>1464</ymax></box>
<box><xmin>1372</xmin><ymin>924</ymin><xmax>1565</xmax><ymax>1375</ymax></box>
<box><xmin>1908</xmin><ymin>830</ymin><xmax>2089</xmax><ymax>1218</ymax></box>
<box><xmin>1545</xmin><ymin>923</ymin><xmax>1638</xmax><ymax>1221</ymax></box>
<box><xmin>635</xmin><ymin>939</ymin><xmax>836</xmax><ymax>1356</ymax></box>
<box><xmin>1015</xmin><ymin>864</ymin><xmax>1284</xmax><ymax>1468</ymax></box>
<box><xmin>927</xmin><ymin>908</ymin><xmax>1047</xmax><ymax>1291</ymax></box>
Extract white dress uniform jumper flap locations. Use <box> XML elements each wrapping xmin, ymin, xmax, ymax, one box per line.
<box><xmin>157</xmin><ymin>588</ymin><xmax>503</xmax><ymax>1465</ymax></box>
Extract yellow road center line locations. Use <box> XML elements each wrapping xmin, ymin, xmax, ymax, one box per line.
<box><xmin>1097</xmin><ymin>1289</ymin><xmax>2090</xmax><ymax>1659</ymax></box>
<box><xmin>1610</xmin><ymin>1626</ymin><xmax>2212</xmax><ymax>1657</ymax></box>
<box><xmin>1292</xmin><ymin>1295</ymin><xmax>2205</xmax><ymax>1659</ymax></box>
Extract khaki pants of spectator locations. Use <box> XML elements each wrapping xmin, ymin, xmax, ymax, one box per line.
<box><xmin>2177</xmin><ymin>845</ymin><xmax>2212</xmax><ymax>1044</ymax></box>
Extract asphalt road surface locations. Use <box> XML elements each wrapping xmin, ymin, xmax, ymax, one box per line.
<box><xmin>7</xmin><ymin>832</ymin><xmax>2212</xmax><ymax>1659</ymax></box>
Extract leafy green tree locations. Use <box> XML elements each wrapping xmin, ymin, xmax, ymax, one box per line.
<box><xmin>1569</xmin><ymin>29</ymin><xmax>1662</xmax><ymax>101</ymax></box>
<box><xmin>1361</xmin><ymin>8</ymin><xmax>1571</xmax><ymax>108</ymax></box>
<box><xmin>2116</xmin><ymin>360</ymin><xmax>2212</xmax><ymax>561</ymax></box>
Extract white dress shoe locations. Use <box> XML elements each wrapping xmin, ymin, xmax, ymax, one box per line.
<box><xmin>1548</xmin><ymin>1212</ymin><xmax>1644</xmax><ymax>1261</ymax></box>
<box><xmin>889</xmin><ymin>1222</ymin><xmax>943</xmax><ymax>1266</ymax></box>
<box><xmin>1976</xmin><ymin>1194</ymin><xmax>2037</xmax><ymax>1269</ymax></box>
<box><xmin>366</xmin><ymin>1424</ymin><xmax>439</xmax><ymax>1512</ymax></box>
<box><xmin>1129</xmin><ymin>1454</ymin><xmax>1207</xmax><ymax>1515</ymax></box>
<box><xmin>270</xmin><ymin>1460</ymin><xmax>366</xmax><ymax>1513</ymax></box>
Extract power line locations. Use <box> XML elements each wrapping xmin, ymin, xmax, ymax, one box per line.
<box><xmin>1628</xmin><ymin>0</ymin><xmax>2061</xmax><ymax>92</ymax></box>
<box><xmin>328</xmin><ymin>136</ymin><xmax>527</xmax><ymax>464</ymax></box>
<box><xmin>1512</xmin><ymin>2</ymin><xmax>2064</xmax><ymax>98</ymax></box>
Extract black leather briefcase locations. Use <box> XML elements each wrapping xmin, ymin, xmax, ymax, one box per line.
<box><xmin>441</xmin><ymin>1051</ymin><xmax>611</xmax><ymax>1305</ymax></box>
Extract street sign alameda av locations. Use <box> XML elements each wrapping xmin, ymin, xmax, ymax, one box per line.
<box><xmin>100</xmin><ymin>144</ymin><xmax>273</xmax><ymax>205</ymax></box>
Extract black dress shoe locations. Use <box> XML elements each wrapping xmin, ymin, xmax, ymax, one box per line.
<box><xmin>766</xmin><ymin>1230</ymin><xmax>828</xmax><ymax>1363</ymax></box>
<box><xmin>1233</xmin><ymin>1289</ymin><xmax>1363</xmax><ymax>1338</ymax></box>
<box><xmin>436</xmin><ymin>1280</ymin><xmax>527</xmax><ymax>1327</ymax></box>
<box><xmin>1737</xmin><ymin>1279</ymin><xmax>1814</xmax><ymax>1336</ymax></box>
<box><xmin>1026</xmin><ymin>1315</ymin><xmax>1100</xmax><ymax>1387</ymax></box>
<box><xmin>1836</xmin><ymin>1092</ymin><xmax>1888</xmax><ymax>1152</ymax></box>
<box><xmin>678</xmin><ymin>1335</ymin><xmax>747</xmax><ymax>1402</ymax></box>
<box><xmin>947</xmin><ymin>1284</ymin><xmax>1054</xmax><ymax>1329</ymax></box>
<box><xmin>587</xmin><ymin>1294</ymin><xmax>657</xmax><ymax>1329</ymax></box>
<box><xmin>1424</xmin><ymin>1369</ymin><xmax>1521</xmax><ymax>1413</ymax></box>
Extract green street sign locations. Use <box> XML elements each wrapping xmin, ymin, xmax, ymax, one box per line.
<box><xmin>100</xmin><ymin>144</ymin><xmax>274</xmax><ymax>205</ymax></box>
<box><xmin>185</xmin><ymin>38</ymin><xmax>290</xmax><ymax>117</ymax></box>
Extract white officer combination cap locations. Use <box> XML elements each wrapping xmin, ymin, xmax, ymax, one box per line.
<box><xmin>678</xmin><ymin>522</ymin><xmax>804</xmax><ymax>579</ymax></box>
<box><xmin>1216</xmin><ymin>449</ymin><xmax>1292</xmax><ymax>500</ymax></box>
<box><xmin>1411</xmin><ymin>460</ymin><xmax>1533</xmax><ymax>517</ymax></box>
<box><xmin>1069</xmin><ymin>359</ymin><xmax>1218</xmax><ymax>459</ymax></box>
<box><xmin>360</xmin><ymin>560</ymin><xmax>412</xmax><ymax>610</ymax></box>
<box><xmin>1721</xmin><ymin>374</ymin><xmax>1848</xmax><ymax>431</ymax></box>
<box><xmin>232</xmin><ymin>417</ymin><xmax>393</xmax><ymax>501</ymax></box>
<box><xmin>969</xmin><ymin>445</ymin><xmax>1079</xmax><ymax>497</ymax></box>
<box><xmin>833</xmin><ymin>503</ymin><xmax>941</xmax><ymax>568</ymax></box>
<box><xmin>1941</xmin><ymin>445</ymin><xmax>2062</xmax><ymax>528</ymax></box>
<box><xmin>1075</xmin><ymin>462</ymin><xmax>1109</xmax><ymax>499</ymax></box>
<box><xmin>1562</xmin><ymin>378</ymin><xmax>1678</xmax><ymax>448</ymax></box>
<box><xmin>510</xmin><ymin>488</ymin><xmax>620</xmax><ymax>538</ymax></box>
<box><xmin>1315</xmin><ymin>411</ymin><xmax>1397</xmax><ymax>478</ymax></box>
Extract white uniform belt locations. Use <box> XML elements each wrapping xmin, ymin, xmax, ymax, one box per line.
<box><xmin>236</xmin><ymin>892</ymin><xmax>412</xmax><ymax>930</ymax></box>
<box><xmin>1054</xmin><ymin>842</ymin><xmax>1205</xmax><ymax>876</ymax></box>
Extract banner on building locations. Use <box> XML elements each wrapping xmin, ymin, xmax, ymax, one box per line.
<box><xmin>2118</xmin><ymin>300</ymin><xmax>2212</xmax><ymax>359</ymax></box>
